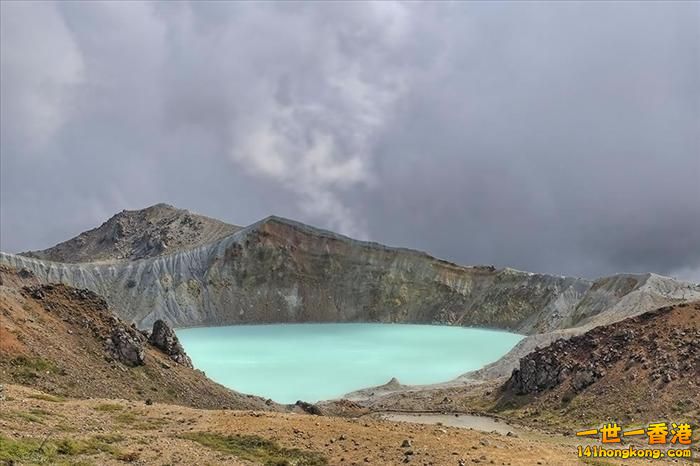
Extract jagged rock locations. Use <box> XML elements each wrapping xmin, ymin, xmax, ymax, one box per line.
<box><xmin>509</xmin><ymin>350</ymin><xmax>602</xmax><ymax>395</ymax></box>
<box><xmin>295</xmin><ymin>400</ymin><xmax>323</xmax><ymax>415</ymax></box>
<box><xmin>72</xmin><ymin>288</ymin><xmax>97</xmax><ymax>301</ymax></box>
<box><xmin>571</xmin><ymin>369</ymin><xmax>596</xmax><ymax>391</ymax></box>
<box><xmin>507</xmin><ymin>355</ymin><xmax>562</xmax><ymax>395</ymax></box>
<box><xmin>107</xmin><ymin>327</ymin><xmax>145</xmax><ymax>367</ymax></box>
<box><xmin>27</xmin><ymin>286</ymin><xmax>45</xmax><ymax>300</ymax></box>
<box><xmin>20</xmin><ymin>203</ymin><xmax>239</xmax><ymax>263</ymax></box>
<box><xmin>148</xmin><ymin>319</ymin><xmax>192</xmax><ymax>368</ymax></box>
<box><xmin>503</xmin><ymin>301</ymin><xmax>700</xmax><ymax>413</ymax></box>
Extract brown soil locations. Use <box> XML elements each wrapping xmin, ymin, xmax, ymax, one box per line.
<box><xmin>0</xmin><ymin>383</ymin><xmax>672</xmax><ymax>466</ymax></box>
<box><xmin>0</xmin><ymin>266</ymin><xmax>277</xmax><ymax>411</ymax></box>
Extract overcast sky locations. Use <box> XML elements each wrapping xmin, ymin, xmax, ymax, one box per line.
<box><xmin>1</xmin><ymin>1</ymin><xmax>699</xmax><ymax>281</ymax></box>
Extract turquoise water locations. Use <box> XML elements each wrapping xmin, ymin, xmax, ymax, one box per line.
<box><xmin>176</xmin><ymin>323</ymin><xmax>522</xmax><ymax>404</ymax></box>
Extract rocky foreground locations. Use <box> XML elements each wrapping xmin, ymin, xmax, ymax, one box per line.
<box><xmin>0</xmin><ymin>383</ymin><xmax>667</xmax><ymax>466</ymax></box>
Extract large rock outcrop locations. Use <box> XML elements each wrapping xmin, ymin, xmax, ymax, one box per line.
<box><xmin>503</xmin><ymin>302</ymin><xmax>700</xmax><ymax>396</ymax></box>
<box><xmin>496</xmin><ymin>302</ymin><xmax>700</xmax><ymax>427</ymax></box>
<box><xmin>107</xmin><ymin>326</ymin><xmax>146</xmax><ymax>367</ymax></box>
<box><xmin>149</xmin><ymin>319</ymin><xmax>192</xmax><ymax>367</ymax></box>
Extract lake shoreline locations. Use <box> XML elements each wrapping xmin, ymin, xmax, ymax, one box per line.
<box><xmin>176</xmin><ymin>323</ymin><xmax>523</xmax><ymax>404</ymax></box>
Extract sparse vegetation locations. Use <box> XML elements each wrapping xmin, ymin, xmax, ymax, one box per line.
<box><xmin>54</xmin><ymin>437</ymin><xmax>117</xmax><ymax>456</ymax></box>
<box><xmin>9</xmin><ymin>356</ymin><xmax>59</xmax><ymax>382</ymax></box>
<box><xmin>55</xmin><ymin>422</ymin><xmax>80</xmax><ymax>433</ymax></box>
<box><xmin>0</xmin><ymin>435</ymin><xmax>47</xmax><ymax>464</ymax></box>
<box><xmin>15</xmin><ymin>411</ymin><xmax>45</xmax><ymax>424</ymax></box>
<box><xmin>0</xmin><ymin>434</ymin><xmax>123</xmax><ymax>464</ymax></box>
<box><xmin>181</xmin><ymin>431</ymin><xmax>328</xmax><ymax>466</ymax></box>
<box><xmin>28</xmin><ymin>393</ymin><xmax>66</xmax><ymax>402</ymax></box>
<box><xmin>113</xmin><ymin>411</ymin><xmax>167</xmax><ymax>430</ymax></box>
<box><xmin>93</xmin><ymin>403</ymin><xmax>123</xmax><ymax>412</ymax></box>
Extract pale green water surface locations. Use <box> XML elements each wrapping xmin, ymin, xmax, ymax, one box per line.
<box><xmin>176</xmin><ymin>323</ymin><xmax>522</xmax><ymax>404</ymax></box>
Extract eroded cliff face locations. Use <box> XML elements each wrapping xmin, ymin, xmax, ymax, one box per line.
<box><xmin>3</xmin><ymin>215</ymin><xmax>698</xmax><ymax>337</ymax></box>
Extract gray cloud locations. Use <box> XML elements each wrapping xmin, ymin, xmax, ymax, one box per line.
<box><xmin>1</xmin><ymin>1</ymin><xmax>698</xmax><ymax>281</ymax></box>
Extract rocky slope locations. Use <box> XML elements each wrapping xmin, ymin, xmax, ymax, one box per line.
<box><xmin>496</xmin><ymin>301</ymin><xmax>700</xmax><ymax>432</ymax></box>
<box><xmin>21</xmin><ymin>203</ymin><xmax>240</xmax><ymax>263</ymax></box>
<box><xmin>0</xmin><ymin>265</ymin><xmax>278</xmax><ymax>410</ymax></box>
<box><xmin>506</xmin><ymin>301</ymin><xmax>700</xmax><ymax>398</ymax></box>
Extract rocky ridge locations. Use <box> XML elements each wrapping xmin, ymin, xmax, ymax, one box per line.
<box><xmin>496</xmin><ymin>301</ymin><xmax>700</xmax><ymax>429</ymax></box>
<box><xmin>505</xmin><ymin>301</ymin><xmax>700</xmax><ymax>396</ymax></box>
<box><xmin>21</xmin><ymin>203</ymin><xmax>240</xmax><ymax>263</ymax></box>
<box><xmin>3</xmin><ymin>205</ymin><xmax>699</xmax><ymax>382</ymax></box>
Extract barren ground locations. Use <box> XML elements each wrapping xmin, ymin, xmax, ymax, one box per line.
<box><xmin>2</xmin><ymin>384</ymin><xmax>685</xmax><ymax>466</ymax></box>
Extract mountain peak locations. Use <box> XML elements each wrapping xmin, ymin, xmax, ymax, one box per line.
<box><xmin>21</xmin><ymin>203</ymin><xmax>241</xmax><ymax>263</ymax></box>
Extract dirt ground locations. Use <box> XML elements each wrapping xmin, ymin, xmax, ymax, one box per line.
<box><xmin>2</xmin><ymin>384</ymin><xmax>694</xmax><ymax>466</ymax></box>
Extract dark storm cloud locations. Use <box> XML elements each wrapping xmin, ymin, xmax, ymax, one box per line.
<box><xmin>1</xmin><ymin>1</ymin><xmax>698</xmax><ymax>280</ymax></box>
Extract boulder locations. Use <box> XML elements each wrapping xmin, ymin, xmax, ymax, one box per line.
<box><xmin>571</xmin><ymin>369</ymin><xmax>597</xmax><ymax>391</ymax></box>
<box><xmin>107</xmin><ymin>327</ymin><xmax>146</xmax><ymax>367</ymax></box>
<box><xmin>149</xmin><ymin>319</ymin><xmax>192</xmax><ymax>367</ymax></box>
<box><xmin>295</xmin><ymin>400</ymin><xmax>323</xmax><ymax>415</ymax></box>
<box><xmin>18</xmin><ymin>268</ymin><xmax>34</xmax><ymax>279</ymax></box>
